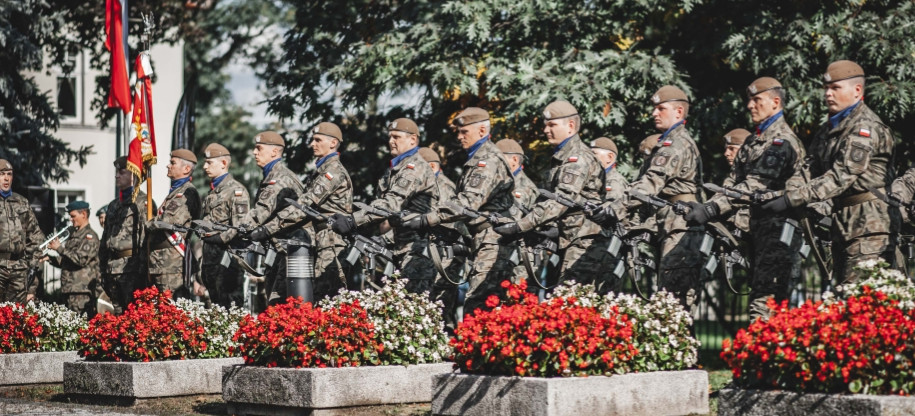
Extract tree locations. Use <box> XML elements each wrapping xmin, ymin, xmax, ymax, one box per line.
<box><xmin>0</xmin><ymin>0</ymin><xmax>92</xmax><ymax>190</ymax></box>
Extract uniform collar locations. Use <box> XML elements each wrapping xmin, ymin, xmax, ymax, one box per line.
<box><xmin>316</xmin><ymin>152</ymin><xmax>339</xmax><ymax>169</ymax></box>
<box><xmin>604</xmin><ymin>164</ymin><xmax>615</xmax><ymax>174</ymax></box>
<box><xmin>512</xmin><ymin>165</ymin><xmax>523</xmax><ymax>177</ymax></box>
<box><xmin>553</xmin><ymin>135</ymin><xmax>575</xmax><ymax>153</ymax></box>
<box><xmin>119</xmin><ymin>186</ymin><xmax>133</xmax><ymax>202</ymax></box>
<box><xmin>0</xmin><ymin>189</ymin><xmax>10</xmax><ymax>199</ymax></box>
<box><xmin>390</xmin><ymin>146</ymin><xmax>418</xmax><ymax>168</ymax></box>
<box><xmin>467</xmin><ymin>135</ymin><xmax>490</xmax><ymax>160</ymax></box>
<box><xmin>211</xmin><ymin>173</ymin><xmax>229</xmax><ymax>190</ymax></box>
<box><xmin>756</xmin><ymin>111</ymin><xmax>783</xmax><ymax>135</ymax></box>
<box><xmin>169</xmin><ymin>176</ymin><xmax>191</xmax><ymax>194</ymax></box>
<box><xmin>829</xmin><ymin>100</ymin><xmax>861</xmax><ymax>130</ymax></box>
<box><xmin>262</xmin><ymin>158</ymin><xmax>282</xmax><ymax>177</ymax></box>
<box><xmin>660</xmin><ymin>119</ymin><xmax>686</xmax><ymax>141</ymax></box>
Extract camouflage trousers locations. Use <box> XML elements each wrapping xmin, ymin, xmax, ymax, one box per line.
<box><xmin>560</xmin><ymin>235</ymin><xmax>623</xmax><ymax>295</ymax></box>
<box><xmin>313</xmin><ymin>244</ymin><xmax>349</xmax><ymax>303</ymax></box>
<box><xmin>393</xmin><ymin>239</ymin><xmax>436</xmax><ymax>295</ymax></box>
<box><xmin>747</xmin><ymin>215</ymin><xmax>803</xmax><ymax>321</ymax></box>
<box><xmin>63</xmin><ymin>292</ymin><xmax>96</xmax><ymax>317</ymax></box>
<box><xmin>266</xmin><ymin>252</ymin><xmax>288</xmax><ymax>305</ymax></box>
<box><xmin>431</xmin><ymin>250</ymin><xmax>469</xmax><ymax>331</ymax></box>
<box><xmin>463</xmin><ymin>228</ymin><xmax>517</xmax><ymax>316</ymax></box>
<box><xmin>833</xmin><ymin>233</ymin><xmax>898</xmax><ymax>288</ymax></box>
<box><xmin>0</xmin><ymin>264</ymin><xmax>28</xmax><ymax>303</ymax></box>
<box><xmin>102</xmin><ymin>272</ymin><xmax>143</xmax><ymax>314</ymax></box>
<box><xmin>201</xmin><ymin>262</ymin><xmax>245</xmax><ymax>309</ymax></box>
<box><xmin>658</xmin><ymin>227</ymin><xmax>706</xmax><ymax>309</ymax></box>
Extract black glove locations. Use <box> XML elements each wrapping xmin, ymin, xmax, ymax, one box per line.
<box><xmin>452</xmin><ymin>243</ymin><xmax>471</xmax><ymax>257</ymax></box>
<box><xmin>685</xmin><ymin>202</ymin><xmax>718</xmax><ymax>225</ymax></box>
<box><xmin>248</xmin><ymin>226</ymin><xmax>269</xmax><ymax>242</ymax></box>
<box><xmin>202</xmin><ymin>233</ymin><xmax>224</xmax><ymax>244</ymax></box>
<box><xmin>908</xmin><ymin>204</ymin><xmax>915</xmax><ymax>220</ymax></box>
<box><xmin>587</xmin><ymin>203</ymin><xmax>617</xmax><ymax>224</ymax></box>
<box><xmin>536</xmin><ymin>226</ymin><xmax>559</xmax><ymax>239</ymax></box>
<box><xmin>761</xmin><ymin>195</ymin><xmax>790</xmax><ymax>213</ymax></box>
<box><xmin>493</xmin><ymin>222</ymin><xmax>521</xmax><ymax>236</ymax></box>
<box><xmin>330</xmin><ymin>213</ymin><xmax>356</xmax><ymax>235</ymax></box>
<box><xmin>400</xmin><ymin>214</ymin><xmax>427</xmax><ymax>230</ymax></box>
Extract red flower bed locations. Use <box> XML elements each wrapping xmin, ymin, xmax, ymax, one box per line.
<box><xmin>78</xmin><ymin>287</ymin><xmax>208</xmax><ymax>361</ymax></box>
<box><xmin>451</xmin><ymin>280</ymin><xmax>638</xmax><ymax>377</ymax></box>
<box><xmin>721</xmin><ymin>287</ymin><xmax>915</xmax><ymax>395</ymax></box>
<box><xmin>0</xmin><ymin>305</ymin><xmax>43</xmax><ymax>353</ymax></box>
<box><xmin>231</xmin><ymin>298</ymin><xmax>382</xmax><ymax>368</ymax></box>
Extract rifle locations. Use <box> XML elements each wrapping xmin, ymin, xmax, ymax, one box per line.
<box><xmin>537</xmin><ymin>188</ymin><xmax>627</xmax><ymax>257</ymax></box>
<box><xmin>629</xmin><ymin>190</ymin><xmax>691</xmax><ymax>216</ymax></box>
<box><xmin>191</xmin><ymin>219</ymin><xmax>271</xmax><ymax>277</ymax></box>
<box><xmin>623</xmin><ymin>231</ymin><xmax>656</xmax><ymax>300</ymax></box>
<box><xmin>702</xmin><ymin>183</ymin><xmax>778</xmax><ymax>205</ymax></box>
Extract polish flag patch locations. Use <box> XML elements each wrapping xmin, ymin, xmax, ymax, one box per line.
<box><xmin>406</xmin><ymin>163</ymin><xmax>415</xmax><ymax>170</ymax></box>
<box><xmin>324</xmin><ymin>172</ymin><xmax>335</xmax><ymax>180</ymax></box>
<box><xmin>234</xmin><ymin>190</ymin><xmax>243</xmax><ymax>197</ymax></box>
<box><xmin>86</xmin><ymin>235</ymin><xmax>93</xmax><ymax>240</ymax></box>
<box><xmin>514</xmin><ymin>192</ymin><xmax>522</xmax><ymax>198</ymax></box>
<box><xmin>859</xmin><ymin>128</ymin><xmax>871</xmax><ymax>137</ymax></box>
<box><xmin>772</xmin><ymin>138</ymin><xmax>784</xmax><ymax>146</ymax></box>
<box><xmin>268</xmin><ymin>180</ymin><xmax>277</xmax><ymax>185</ymax></box>
<box><xmin>605</xmin><ymin>185</ymin><xmax>612</xmax><ymax>192</ymax></box>
<box><xmin>662</xmin><ymin>139</ymin><xmax>673</xmax><ymax>147</ymax></box>
<box><xmin>568</xmin><ymin>156</ymin><xmax>578</xmax><ymax>162</ymax></box>
<box><xmin>477</xmin><ymin>161</ymin><xmax>487</xmax><ymax>167</ymax></box>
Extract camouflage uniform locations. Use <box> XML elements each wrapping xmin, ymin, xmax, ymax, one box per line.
<box><xmin>517</xmin><ymin>135</ymin><xmax>611</xmax><ymax>288</ymax></box>
<box><xmin>627</xmin><ymin>122</ymin><xmax>705</xmax><ymax>307</ymax></box>
<box><xmin>354</xmin><ymin>147</ymin><xmax>438</xmax><ymax>294</ymax></box>
<box><xmin>273</xmin><ymin>152</ymin><xmax>352</xmax><ymax>302</ymax></box>
<box><xmin>200</xmin><ymin>173</ymin><xmax>249</xmax><ymax>308</ymax></box>
<box><xmin>0</xmin><ymin>193</ymin><xmax>44</xmax><ymax>302</ymax></box>
<box><xmin>47</xmin><ymin>224</ymin><xmax>100</xmax><ymax>314</ymax></box>
<box><xmin>892</xmin><ymin>167</ymin><xmax>915</xmax><ymax>223</ymax></box>
<box><xmin>709</xmin><ymin>113</ymin><xmax>806</xmax><ymax>319</ymax></box>
<box><xmin>436</xmin><ymin>138</ymin><xmax>515</xmax><ymax>314</ymax></box>
<box><xmin>429</xmin><ymin>170</ymin><xmax>466</xmax><ymax>328</ymax></box>
<box><xmin>100</xmin><ymin>189</ymin><xmax>149</xmax><ymax>314</ymax></box>
<box><xmin>147</xmin><ymin>180</ymin><xmax>200</xmax><ymax>298</ymax></box>
<box><xmin>599</xmin><ymin>167</ymin><xmax>630</xmax><ymax>293</ymax></box>
<box><xmin>243</xmin><ymin>159</ymin><xmax>305</xmax><ymax>305</ymax></box>
<box><xmin>785</xmin><ymin>101</ymin><xmax>899</xmax><ymax>285</ymax></box>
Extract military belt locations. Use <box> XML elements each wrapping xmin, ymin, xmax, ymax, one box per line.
<box><xmin>0</xmin><ymin>252</ymin><xmax>22</xmax><ymax>261</ymax></box>
<box><xmin>113</xmin><ymin>249</ymin><xmax>133</xmax><ymax>259</ymax></box>
<box><xmin>834</xmin><ymin>191</ymin><xmax>878</xmax><ymax>211</ymax></box>
<box><xmin>666</xmin><ymin>194</ymin><xmax>697</xmax><ymax>203</ymax></box>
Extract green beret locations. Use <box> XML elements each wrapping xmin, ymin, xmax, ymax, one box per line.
<box><xmin>96</xmin><ymin>204</ymin><xmax>108</xmax><ymax>217</ymax></box>
<box><xmin>114</xmin><ymin>156</ymin><xmax>128</xmax><ymax>169</ymax></box>
<box><xmin>66</xmin><ymin>200</ymin><xmax>90</xmax><ymax>212</ymax></box>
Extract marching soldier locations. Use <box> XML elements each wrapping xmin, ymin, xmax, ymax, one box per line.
<box><xmin>271</xmin><ymin>122</ymin><xmax>353</xmax><ymax>302</ymax></box>
<box><xmin>496</xmin><ymin>139</ymin><xmax>538</xmax><ymax>210</ymax></box>
<box><xmin>198</xmin><ymin>143</ymin><xmax>250</xmax><ymax>308</ymax></box>
<box><xmin>716</xmin><ymin>129</ymin><xmax>752</xmax><ymax>234</ymax></box>
<box><xmin>96</xmin><ymin>204</ymin><xmax>108</xmax><ymax>228</ymax></box>
<box><xmin>494</xmin><ymin>101</ymin><xmax>609</xmax><ymax>286</ymax></box>
<box><xmin>590</xmin><ymin>136</ymin><xmax>629</xmax><ymax>209</ymax></box>
<box><xmin>627</xmin><ymin>86</ymin><xmax>705</xmax><ymax>308</ymax></box>
<box><xmin>99</xmin><ymin>156</ymin><xmax>150</xmax><ymax>313</ymax></box>
<box><xmin>241</xmin><ymin>131</ymin><xmax>305</xmax><ymax>305</ymax></box>
<box><xmin>763</xmin><ymin>61</ymin><xmax>901</xmax><ymax>287</ymax></box>
<box><xmin>45</xmin><ymin>201</ymin><xmax>100</xmax><ymax>315</ymax></box>
<box><xmin>689</xmin><ymin>78</ymin><xmax>806</xmax><ymax>320</ymax></box>
<box><xmin>331</xmin><ymin>119</ymin><xmax>438</xmax><ymax>294</ymax></box>
<box><xmin>722</xmin><ymin>129</ymin><xmax>747</xmax><ymax>167</ymax></box>
<box><xmin>146</xmin><ymin>149</ymin><xmax>201</xmax><ymax>299</ymax></box>
<box><xmin>0</xmin><ymin>159</ymin><xmax>44</xmax><ymax>303</ymax></box>
<box><xmin>402</xmin><ymin>108</ymin><xmax>515</xmax><ymax>313</ymax></box>
<box><xmin>892</xmin><ymin>167</ymin><xmax>915</xmax><ymax>222</ymax></box>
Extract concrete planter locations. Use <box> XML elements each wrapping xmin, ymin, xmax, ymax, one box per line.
<box><xmin>0</xmin><ymin>351</ymin><xmax>79</xmax><ymax>385</ymax></box>
<box><xmin>222</xmin><ymin>362</ymin><xmax>454</xmax><ymax>415</ymax></box>
<box><xmin>431</xmin><ymin>370</ymin><xmax>709</xmax><ymax>416</ymax></box>
<box><xmin>719</xmin><ymin>388</ymin><xmax>915</xmax><ymax>416</ymax></box>
<box><xmin>63</xmin><ymin>357</ymin><xmax>243</xmax><ymax>402</ymax></box>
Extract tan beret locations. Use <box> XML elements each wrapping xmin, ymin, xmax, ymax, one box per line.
<box><xmin>824</xmin><ymin>60</ymin><xmax>864</xmax><ymax>83</ymax></box>
<box><xmin>417</xmin><ymin>147</ymin><xmax>440</xmax><ymax>163</ymax></box>
<box><xmin>171</xmin><ymin>148</ymin><xmax>197</xmax><ymax>164</ymax></box>
<box><xmin>543</xmin><ymin>100</ymin><xmax>578</xmax><ymax>121</ymax></box>
<box><xmin>639</xmin><ymin>134</ymin><xmax>661</xmax><ymax>156</ymax></box>
<box><xmin>650</xmin><ymin>85</ymin><xmax>689</xmax><ymax>105</ymax></box>
<box><xmin>254</xmin><ymin>131</ymin><xmax>285</xmax><ymax>147</ymax></box>
<box><xmin>0</xmin><ymin>159</ymin><xmax>11</xmax><ymax>171</ymax></box>
<box><xmin>204</xmin><ymin>143</ymin><xmax>231</xmax><ymax>159</ymax></box>
<box><xmin>453</xmin><ymin>107</ymin><xmax>490</xmax><ymax>127</ymax></box>
<box><xmin>113</xmin><ymin>156</ymin><xmax>128</xmax><ymax>169</ymax></box>
<box><xmin>723</xmin><ymin>128</ymin><xmax>752</xmax><ymax>146</ymax></box>
<box><xmin>495</xmin><ymin>139</ymin><xmax>524</xmax><ymax>155</ymax></box>
<box><xmin>388</xmin><ymin>118</ymin><xmax>419</xmax><ymax>136</ymax></box>
<box><xmin>313</xmin><ymin>122</ymin><xmax>342</xmax><ymax>141</ymax></box>
<box><xmin>747</xmin><ymin>77</ymin><xmax>782</xmax><ymax>96</ymax></box>
<box><xmin>591</xmin><ymin>137</ymin><xmax>618</xmax><ymax>154</ymax></box>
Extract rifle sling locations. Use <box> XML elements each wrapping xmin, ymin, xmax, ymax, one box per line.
<box><xmin>428</xmin><ymin>242</ymin><xmax>467</xmax><ymax>285</ymax></box>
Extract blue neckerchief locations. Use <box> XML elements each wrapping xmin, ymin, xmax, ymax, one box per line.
<box><xmin>660</xmin><ymin>120</ymin><xmax>686</xmax><ymax>141</ymax></box>
<box><xmin>390</xmin><ymin>147</ymin><xmax>418</xmax><ymax>168</ymax></box>
<box><xmin>604</xmin><ymin>164</ymin><xmax>615</xmax><ymax>174</ymax></box>
<box><xmin>467</xmin><ymin>135</ymin><xmax>490</xmax><ymax>160</ymax></box>
<box><xmin>211</xmin><ymin>173</ymin><xmax>228</xmax><ymax>190</ymax></box>
<box><xmin>0</xmin><ymin>189</ymin><xmax>11</xmax><ymax>198</ymax></box>
<box><xmin>119</xmin><ymin>186</ymin><xmax>134</xmax><ymax>202</ymax></box>
<box><xmin>512</xmin><ymin>166</ymin><xmax>523</xmax><ymax>177</ymax></box>
<box><xmin>829</xmin><ymin>100</ymin><xmax>861</xmax><ymax>130</ymax></box>
<box><xmin>756</xmin><ymin>111</ymin><xmax>783</xmax><ymax>135</ymax></box>
<box><xmin>553</xmin><ymin>135</ymin><xmax>575</xmax><ymax>153</ymax></box>
<box><xmin>262</xmin><ymin>158</ymin><xmax>282</xmax><ymax>177</ymax></box>
<box><xmin>316</xmin><ymin>152</ymin><xmax>339</xmax><ymax>169</ymax></box>
<box><xmin>435</xmin><ymin>170</ymin><xmax>441</xmax><ymax>177</ymax></box>
<box><xmin>169</xmin><ymin>177</ymin><xmax>191</xmax><ymax>194</ymax></box>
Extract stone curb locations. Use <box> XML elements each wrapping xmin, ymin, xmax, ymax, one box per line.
<box><xmin>431</xmin><ymin>369</ymin><xmax>709</xmax><ymax>416</ymax></box>
<box><xmin>0</xmin><ymin>351</ymin><xmax>79</xmax><ymax>385</ymax></box>
<box><xmin>63</xmin><ymin>357</ymin><xmax>243</xmax><ymax>399</ymax></box>
<box><xmin>718</xmin><ymin>387</ymin><xmax>915</xmax><ymax>416</ymax></box>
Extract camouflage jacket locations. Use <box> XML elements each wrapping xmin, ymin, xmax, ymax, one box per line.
<box><xmin>100</xmin><ymin>189</ymin><xmax>149</xmax><ymax>275</ymax></box>
<box><xmin>518</xmin><ymin>135</ymin><xmax>604</xmax><ymax>248</ymax></box>
<box><xmin>48</xmin><ymin>224</ymin><xmax>99</xmax><ymax>294</ymax></box>
<box><xmin>786</xmin><ymin>101</ymin><xmax>896</xmax><ymax>240</ymax></box>
<box><xmin>0</xmin><ymin>192</ymin><xmax>43</xmax><ymax>270</ymax></box>
<box><xmin>274</xmin><ymin>153</ymin><xmax>352</xmax><ymax>249</ymax></box>
<box><xmin>201</xmin><ymin>174</ymin><xmax>250</xmax><ymax>265</ymax></box>
<box><xmin>147</xmin><ymin>180</ymin><xmax>201</xmax><ymax>275</ymax></box>
<box><xmin>243</xmin><ymin>160</ymin><xmax>305</xmax><ymax>250</ymax></box>
<box><xmin>891</xmin><ymin>167</ymin><xmax>915</xmax><ymax>205</ymax></box>
<box><xmin>602</xmin><ymin>167</ymin><xmax>630</xmax><ymax>221</ymax></box>
<box><xmin>512</xmin><ymin>169</ymin><xmax>539</xmax><ymax>215</ymax></box>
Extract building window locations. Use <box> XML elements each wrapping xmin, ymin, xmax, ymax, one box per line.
<box><xmin>57</xmin><ymin>77</ymin><xmax>77</xmax><ymax>117</ymax></box>
<box><xmin>56</xmin><ymin>48</ymin><xmax>82</xmax><ymax>124</ymax></box>
<box><xmin>56</xmin><ymin>190</ymin><xmax>86</xmax><ymax>227</ymax></box>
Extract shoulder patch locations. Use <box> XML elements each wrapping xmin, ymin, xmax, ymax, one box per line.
<box><xmin>653</xmin><ymin>154</ymin><xmax>669</xmax><ymax>166</ymax></box>
<box><xmin>477</xmin><ymin>161</ymin><xmax>487</xmax><ymax>167</ymax></box>
<box><xmin>86</xmin><ymin>234</ymin><xmax>93</xmax><ymax>240</ymax></box>
<box><xmin>268</xmin><ymin>180</ymin><xmax>277</xmax><ymax>185</ymax></box>
<box><xmin>176</xmin><ymin>193</ymin><xmax>184</xmax><ymax>198</ymax></box>
<box><xmin>514</xmin><ymin>191</ymin><xmax>522</xmax><ymax>198</ymax></box>
<box><xmin>406</xmin><ymin>163</ymin><xmax>415</xmax><ymax>170</ymax></box>
<box><xmin>772</xmin><ymin>138</ymin><xmax>784</xmax><ymax>146</ymax></box>
<box><xmin>662</xmin><ymin>139</ymin><xmax>673</xmax><ymax>147</ymax></box>
<box><xmin>605</xmin><ymin>185</ymin><xmax>612</xmax><ymax>192</ymax></box>
<box><xmin>324</xmin><ymin>172</ymin><xmax>335</xmax><ymax>180</ymax></box>
<box><xmin>234</xmin><ymin>190</ymin><xmax>243</xmax><ymax>197</ymax></box>
<box><xmin>858</xmin><ymin>128</ymin><xmax>871</xmax><ymax>137</ymax></box>
<box><xmin>567</xmin><ymin>156</ymin><xmax>578</xmax><ymax>163</ymax></box>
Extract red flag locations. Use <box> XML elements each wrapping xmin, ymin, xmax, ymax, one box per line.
<box><xmin>126</xmin><ymin>52</ymin><xmax>157</xmax><ymax>201</ymax></box>
<box><xmin>105</xmin><ymin>0</ymin><xmax>130</xmax><ymax>113</ymax></box>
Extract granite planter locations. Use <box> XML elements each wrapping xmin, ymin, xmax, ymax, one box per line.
<box><xmin>63</xmin><ymin>357</ymin><xmax>243</xmax><ymax>403</ymax></box>
<box><xmin>0</xmin><ymin>351</ymin><xmax>79</xmax><ymax>385</ymax></box>
<box><xmin>222</xmin><ymin>362</ymin><xmax>454</xmax><ymax>415</ymax></box>
<box><xmin>431</xmin><ymin>369</ymin><xmax>709</xmax><ymax>416</ymax></box>
<box><xmin>718</xmin><ymin>388</ymin><xmax>915</xmax><ymax>416</ymax></box>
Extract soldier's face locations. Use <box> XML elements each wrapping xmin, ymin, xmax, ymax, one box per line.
<box><xmin>0</xmin><ymin>170</ymin><xmax>11</xmax><ymax>192</ymax></box>
<box><xmin>98</xmin><ymin>213</ymin><xmax>106</xmax><ymax>228</ymax></box>
<box><xmin>115</xmin><ymin>168</ymin><xmax>133</xmax><ymax>190</ymax></box>
<box><xmin>591</xmin><ymin>148</ymin><xmax>615</xmax><ymax>170</ymax></box>
<box><xmin>203</xmin><ymin>157</ymin><xmax>228</xmax><ymax>179</ymax></box>
<box><xmin>428</xmin><ymin>161</ymin><xmax>441</xmax><ymax>173</ymax></box>
<box><xmin>388</xmin><ymin>131</ymin><xmax>416</xmax><ymax>156</ymax></box>
<box><xmin>167</xmin><ymin>157</ymin><xmax>192</xmax><ymax>180</ymax></box>
<box><xmin>747</xmin><ymin>92</ymin><xmax>779</xmax><ymax>124</ymax></box>
<box><xmin>253</xmin><ymin>144</ymin><xmax>281</xmax><ymax>167</ymax></box>
<box><xmin>652</xmin><ymin>103</ymin><xmax>681</xmax><ymax>131</ymax></box>
<box><xmin>311</xmin><ymin>134</ymin><xmax>337</xmax><ymax>159</ymax></box>
<box><xmin>69</xmin><ymin>209</ymin><xmax>88</xmax><ymax>228</ymax></box>
<box><xmin>542</xmin><ymin>118</ymin><xmax>575</xmax><ymax>145</ymax></box>
<box><xmin>724</xmin><ymin>145</ymin><xmax>742</xmax><ymax>166</ymax></box>
<box><xmin>456</xmin><ymin>123</ymin><xmax>485</xmax><ymax>149</ymax></box>
<box><xmin>824</xmin><ymin>79</ymin><xmax>863</xmax><ymax>115</ymax></box>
